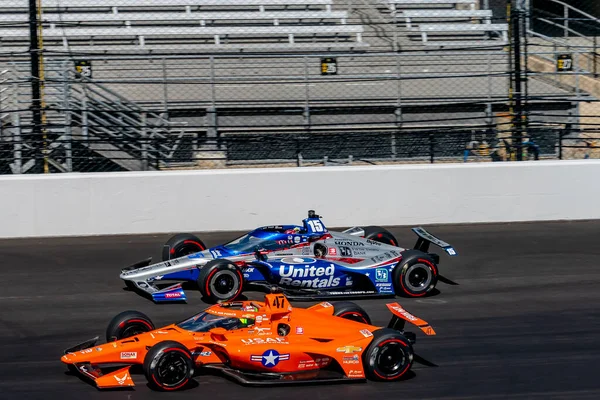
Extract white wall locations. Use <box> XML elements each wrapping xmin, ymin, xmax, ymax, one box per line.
<box><xmin>1</xmin><ymin>160</ymin><xmax>600</xmax><ymax>238</ymax></box>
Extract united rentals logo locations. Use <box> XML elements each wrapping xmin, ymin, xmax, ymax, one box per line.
<box><xmin>278</xmin><ymin>264</ymin><xmax>342</xmax><ymax>287</ymax></box>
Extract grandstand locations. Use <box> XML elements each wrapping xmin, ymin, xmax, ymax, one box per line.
<box><xmin>0</xmin><ymin>0</ymin><xmax>596</xmax><ymax>173</ymax></box>
<box><xmin>0</xmin><ymin>0</ymin><xmax>366</xmax><ymax>52</ymax></box>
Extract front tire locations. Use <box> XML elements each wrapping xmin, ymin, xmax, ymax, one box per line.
<box><xmin>363</xmin><ymin>226</ymin><xmax>398</xmax><ymax>246</ymax></box>
<box><xmin>106</xmin><ymin>310</ymin><xmax>154</xmax><ymax>342</ymax></box>
<box><xmin>333</xmin><ymin>301</ymin><xmax>372</xmax><ymax>325</ymax></box>
<box><xmin>197</xmin><ymin>259</ymin><xmax>244</xmax><ymax>304</ymax></box>
<box><xmin>143</xmin><ymin>341</ymin><xmax>194</xmax><ymax>391</ymax></box>
<box><xmin>363</xmin><ymin>329</ymin><xmax>414</xmax><ymax>381</ymax></box>
<box><xmin>393</xmin><ymin>250</ymin><xmax>438</xmax><ymax>297</ymax></box>
<box><xmin>162</xmin><ymin>233</ymin><xmax>206</xmax><ymax>261</ymax></box>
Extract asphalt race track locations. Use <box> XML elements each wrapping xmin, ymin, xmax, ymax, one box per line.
<box><xmin>1</xmin><ymin>221</ymin><xmax>600</xmax><ymax>400</ymax></box>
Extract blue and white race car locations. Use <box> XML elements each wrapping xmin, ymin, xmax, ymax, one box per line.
<box><xmin>120</xmin><ymin>211</ymin><xmax>458</xmax><ymax>303</ymax></box>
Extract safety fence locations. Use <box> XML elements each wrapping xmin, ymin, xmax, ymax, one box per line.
<box><xmin>2</xmin><ymin>121</ymin><xmax>598</xmax><ymax>173</ymax></box>
<box><xmin>0</xmin><ymin>0</ymin><xmax>599</xmax><ymax>173</ymax></box>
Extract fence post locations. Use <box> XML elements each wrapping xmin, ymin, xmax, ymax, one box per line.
<box><xmin>303</xmin><ymin>56</ymin><xmax>311</xmax><ymax>128</ymax></box>
<box><xmin>162</xmin><ymin>58</ymin><xmax>169</xmax><ymax>115</ymax></box>
<box><xmin>429</xmin><ymin>133</ymin><xmax>435</xmax><ymax>163</ymax></box>
<box><xmin>61</xmin><ymin>65</ymin><xmax>73</xmax><ymax>172</ymax></box>
<box><xmin>594</xmin><ymin>35</ymin><xmax>598</xmax><ymax>78</ymax></box>
<box><xmin>558</xmin><ymin>130</ymin><xmax>563</xmax><ymax>160</ymax></box>
<box><xmin>81</xmin><ymin>95</ymin><xmax>88</xmax><ymax>140</ymax></box>
<box><xmin>141</xmin><ymin>112</ymin><xmax>148</xmax><ymax>171</ymax></box>
<box><xmin>12</xmin><ymin>112</ymin><xmax>22</xmax><ymax>174</ymax></box>
<box><xmin>511</xmin><ymin>3</ymin><xmax>524</xmax><ymax>161</ymax></box>
<box><xmin>28</xmin><ymin>0</ymin><xmax>43</xmax><ymax>172</ymax></box>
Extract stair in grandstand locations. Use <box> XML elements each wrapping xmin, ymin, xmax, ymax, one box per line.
<box><xmin>345</xmin><ymin>0</ymin><xmax>509</xmax><ymax>51</ymax></box>
<box><xmin>5</xmin><ymin>60</ymin><xmax>192</xmax><ymax>173</ymax></box>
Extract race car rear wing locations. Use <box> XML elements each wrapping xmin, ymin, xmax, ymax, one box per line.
<box><xmin>412</xmin><ymin>227</ymin><xmax>457</xmax><ymax>256</ymax></box>
<box><xmin>386</xmin><ymin>303</ymin><xmax>436</xmax><ymax>336</ymax></box>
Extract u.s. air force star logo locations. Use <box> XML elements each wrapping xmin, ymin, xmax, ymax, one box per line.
<box><xmin>250</xmin><ymin>349</ymin><xmax>290</xmax><ymax>367</ymax></box>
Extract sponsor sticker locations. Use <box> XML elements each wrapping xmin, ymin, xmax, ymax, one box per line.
<box><xmin>390</xmin><ymin>305</ymin><xmax>418</xmax><ymax>321</ymax></box>
<box><xmin>165</xmin><ymin>292</ymin><xmax>182</xmax><ymax>298</ymax></box>
<box><xmin>348</xmin><ymin>370</ymin><xmax>365</xmax><ymax>378</ymax></box>
<box><xmin>328</xmin><ymin>247</ymin><xmax>337</xmax><ymax>256</ymax></box>
<box><xmin>114</xmin><ymin>372</ymin><xmax>129</xmax><ymax>385</ymax></box>
<box><xmin>278</xmin><ymin>264</ymin><xmax>341</xmax><ymax>288</ymax></box>
<box><xmin>241</xmin><ymin>337</ymin><xmax>289</xmax><ymax>345</ymax></box>
<box><xmin>334</xmin><ymin>241</ymin><xmax>364</xmax><ymax>247</ymax></box>
<box><xmin>250</xmin><ymin>349</ymin><xmax>290</xmax><ymax>367</ymax></box>
<box><xmin>336</xmin><ymin>346</ymin><xmax>362</xmax><ymax>354</ymax></box>
<box><xmin>343</xmin><ymin>355</ymin><xmax>360</xmax><ymax>364</ymax></box>
<box><xmin>296</xmin><ymin>327</ymin><xmax>304</xmax><ymax>335</ymax></box>
<box><xmin>120</xmin><ymin>351</ymin><xmax>137</xmax><ymax>360</ymax></box>
<box><xmin>375</xmin><ymin>268</ymin><xmax>389</xmax><ymax>282</ymax></box>
<box><xmin>339</xmin><ymin>246</ymin><xmax>352</xmax><ymax>257</ymax></box>
<box><xmin>359</xmin><ymin>329</ymin><xmax>373</xmax><ymax>337</ymax></box>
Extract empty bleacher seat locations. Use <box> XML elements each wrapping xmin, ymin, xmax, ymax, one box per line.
<box><xmin>384</xmin><ymin>0</ymin><xmax>478</xmax><ymax>13</ymax></box>
<box><xmin>419</xmin><ymin>23</ymin><xmax>508</xmax><ymax>46</ymax></box>
<box><xmin>0</xmin><ymin>0</ymin><xmax>366</xmax><ymax>51</ymax></box>
<box><xmin>400</xmin><ymin>9</ymin><xmax>493</xmax><ymax>29</ymax></box>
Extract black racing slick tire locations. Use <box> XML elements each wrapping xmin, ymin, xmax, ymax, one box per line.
<box><xmin>144</xmin><ymin>341</ymin><xmax>194</xmax><ymax>391</ymax></box>
<box><xmin>363</xmin><ymin>328</ymin><xmax>414</xmax><ymax>381</ymax></box>
<box><xmin>363</xmin><ymin>226</ymin><xmax>398</xmax><ymax>246</ymax></box>
<box><xmin>106</xmin><ymin>310</ymin><xmax>155</xmax><ymax>342</ymax></box>
<box><xmin>393</xmin><ymin>250</ymin><xmax>438</xmax><ymax>297</ymax></box>
<box><xmin>197</xmin><ymin>259</ymin><xmax>244</xmax><ymax>304</ymax></box>
<box><xmin>162</xmin><ymin>233</ymin><xmax>206</xmax><ymax>261</ymax></box>
<box><xmin>332</xmin><ymin>301</ymin><xmax>372</xmax><ymax>325</ymax></box>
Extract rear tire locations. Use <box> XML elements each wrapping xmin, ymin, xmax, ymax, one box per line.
<box><xmin>162</xmin><ymin>233</ymin><xmax>206</xmax><ymax>261</ymax></box>
<box><xmin>332</xmin><ymin>301</ymin><xmax>372</xmax><ymax>325</ymax></box>
<box><xmin>197</xmin><ymin>259</ymin><xmax>244</xmax><ymax>304</ymax></box>
<box><xmin>363</xmin><ymin>328</ymin><xmax>414</xmax><ymax>381</ymax></box>
<box><xmin>106</xmin><ymin>310</ymin><xmax>154</xmax><ymax>342</ymax></box>
<box><xmin>363</xmin><ymin>226</ymin><xmax>398</xmax><ymax>246</ymax></box>
<box><xmin>144</xmin><ymin>341</ymin><xmax>194</xmax><ymax>391</ymax></box>
<box><xmin>393</xmin><ymin>250</ymin><xmax>438</xmax><ymax>297</ymax></box>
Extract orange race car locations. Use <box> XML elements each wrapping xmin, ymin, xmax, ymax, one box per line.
<box><xmin>61</xmin><ymin>293</ymin><xmax>437</xmax><ymax>390</ymax></box>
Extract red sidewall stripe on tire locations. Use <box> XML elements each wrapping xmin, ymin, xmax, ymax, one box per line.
<box><xmin>337</xmin><ymin>311</ymin><xmax>367</xmax><ymax>324</ymax></box>
<box><xmin>399</xmin><ymin>259</ymin><xmax>437</xmax><ymax>297</ymax></box>
<box><xmin>183</xmin><ymin>240</ymin><xmax>206</xmax><ymax>250</ymax></box>
<box><xmin>232</xmin><ymin>269</ymin><xmax>244</xmax><ymax>300</ymax></box>
<box><xmin>151</xmin><ymin>347</ymin><xmax>192</xmax><ymax>391</ymax></box>
<box><xmin>372</xmin><ymin>339</ymin><xmax>411</xmax><ymax>380</ymax></box>
<box><xmin>204</xmin><ymin>269</ymin><xmax>218</xmax><ymax>297</ymax></box>
<box><xmin>205</xmin><ymin>268</ymin><xmax>244</xmax><ymax>300</ymax></box>
<box><xmin>119</xmin><ymin>319</ymin><xmax>153</xmax><ymax>330</ymax></box>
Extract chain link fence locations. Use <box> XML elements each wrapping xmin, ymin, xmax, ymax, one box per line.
<box><xmin>0</xmin><ymin>0</ymin><xmax>599</xmax><ymax>173</ymax></box>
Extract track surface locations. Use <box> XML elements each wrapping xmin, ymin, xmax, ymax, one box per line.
<box><xmin>1</xmin><ymin>221</ymin><xmax>600</xmax><ymax>400</ymax></box>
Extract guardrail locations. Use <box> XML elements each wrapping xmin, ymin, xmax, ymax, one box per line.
<box><xmin>1</xmin><ymin>159</ymin><xmax>599</xmax><ymax>238</ymax></box>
